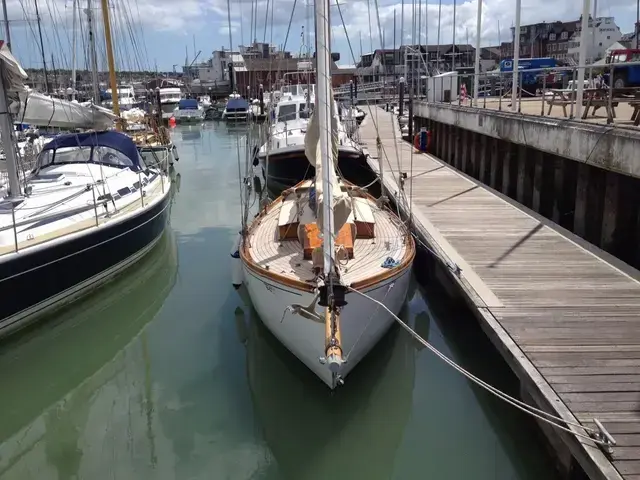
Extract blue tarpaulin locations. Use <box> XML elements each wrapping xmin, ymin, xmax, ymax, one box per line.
<box><xmin>178</xmin><ymin>99</ymin><xmax>199</xmax><ymax>110</ymax></box>
<box><xmin>226</xmin><ymin>98</ymin><xmax>249</xmax><ymax>111</ymax></box>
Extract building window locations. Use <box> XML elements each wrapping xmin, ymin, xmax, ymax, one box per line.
<box><xmin>549</xmin><ymin>33</ymin><xmax>556</xmax><ymax>41</ymax></box>
<box><xmin>561</xmin><ymin>31</ymin><xmax>568</xmax><ymax>40</ymax></box>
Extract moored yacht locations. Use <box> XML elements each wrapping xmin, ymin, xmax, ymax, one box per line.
<box><xmin>103</xmin><ymin>85</ymin><xmax>139</xmax><ymax>111</ymax></box>
<box><xmin>0</xmin><ymin>131</ymin><xmax>173</xmax><ymax>339</ymax></box>
<box><xmin>171</xmin><ymin>98</ymin><xmax>205</xmax><ymax>124</ymax></box>
<box><xmin>257</xmin><ymin>90</ymin><xmax>365</xmax><ymax>195</ymax></box>
<box><xmin>222</xmin><ymin>93</ymin><xmax>251</xmax><ymax>122</ymax></box>
<box><xmin>237</xmin><ymin>11</ymin><xmax>415</xmax><ymax>387</ymax></box>
<box><xmin>158</xmin><ymin>87</ymin><xmax>182</xmax><ymax>119</ymax></box>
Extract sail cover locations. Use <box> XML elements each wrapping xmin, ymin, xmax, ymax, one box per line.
<box><xmin>0</xmin><ymin>41</ymin><xmax>117</xmax><ymax>130</ymax></box>
<box><xmin>304</xmin><ymin>89</ymin><xmax>351</xmax><ymax>236</ymax></box>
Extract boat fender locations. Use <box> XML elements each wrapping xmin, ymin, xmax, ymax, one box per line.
<box><xmin>231</xmin><ymin>233</ymin><xmax>243</xmax><ymax>289</ymax></box>
<box><xmin>253</xmin><ymin>175</ymin><xmax>263</xmax><ymax>196</ymax></box>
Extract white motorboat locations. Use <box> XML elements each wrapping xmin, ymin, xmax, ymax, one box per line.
<box><xmin>171</xmin><ymin>98</ymin><xmax>205</xmax><ymax>124</ymax></box>
<box><xmin>222</xmin><ymin>93</ymin><xmax>251</xmax><ymax>122</ymax></box>
<box><xmin>103</xmin><ymin>85</ymin><xmax>140</xmax><ymax>111</ymax></box>
<box><xmin>258</xmin><ymin>91</ymin><xmax>364</xmax><ymax>194</ymax></box>
<box><xmin>158</xmin><ymin>87</ymin><xmax>182</xmax><ymax>119</ymax></box>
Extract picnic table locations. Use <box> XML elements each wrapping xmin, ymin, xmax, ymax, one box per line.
<box><xmin>545</xmin><ymin>87</ymin><xmax>632</xmax><ymax>124</ymax></box>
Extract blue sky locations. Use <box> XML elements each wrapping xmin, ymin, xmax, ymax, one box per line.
<box><xmin>4</xmin><ymin>0</ymin><xmax>637</xmax><ymax>72</ymax></box>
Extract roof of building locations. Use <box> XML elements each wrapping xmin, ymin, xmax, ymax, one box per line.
<box><xmin>481</xmin><ymin>47</ymin><xmax>501</xmax><ymax>59</ymax></box>
<box><xmin>336</xmin><ymin>65</ymin><xmax>357</xmax><ymax>74</ymax></box>
<box><xmin>242</xmin><ymin>57</ymin><xmax>340</xmax><ymax>72</ymax></box>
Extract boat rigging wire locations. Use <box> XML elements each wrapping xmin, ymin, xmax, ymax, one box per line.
<box><xmin>333</xmin><ymin>0</ymin><xmax>407</xmax><ymax>195</ymax></box>
<box><xmin>345</xmin><ymin>285</ymin><xmax>614</xmax><ymax>448</ymax></box>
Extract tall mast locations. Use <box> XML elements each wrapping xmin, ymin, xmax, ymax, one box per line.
<box><xmin>51</xmin><ymin>53</ymin><xmax>57</xmax><ymax>91</ymax></box>
<box><xmin>100</xmin><ymin>0</ymin><xmax>120</xmax><ymax>122</ymax></box>
<box><xmin>473</xmin><ymin>0</ymin><xmax>482</xmax><ymax>103</ymax></box>
<box><xmin>315</xmin><ymin>0</ymin><xmax>343</xmax><ymax>384</ymax></box>
<box><xmin>316</xmin><ymin>0</ymin><xmax>333</xmax><ymax>268</ymax></box>
<box><xmin>1</xmin><ymin>0</ymin><xmax>11</xmax><ymax>51</ymax></box>
<box><xmin>305</xmin><ymin>0</ymin><xmax>310</xmax><ymax>111</ymax></box>
<box><xmin>436</xmin><ymin>0</ymin><xmax>442</xmax><ymax>71</ymax></box>
<box><xmin>34</xmin><ymin>0</ymin><xmax>49</xmax><ymax>93</ymax></box>
<box><xmin>511</xmin><ymin>0</ymin><xmax>521</xmax><ymax>112</ymax></box>
<box><xmin>0</xmin><ymin>46</ymin><xmax>21</xmax><ymax>198</ymax></box>
<box><xmin>71</xmin><ymin>0</ymin><xmax>77</xmax><ymax>100</ymax></box>
<box><xmin>451</xmin><ymin>0</ymin><xmax>456</xmax><ymax>71</ymax></box>
<box><xmin>86</xmin><ymin>0</ymin><xmax>100</xmax><ymax>104</ymax></box>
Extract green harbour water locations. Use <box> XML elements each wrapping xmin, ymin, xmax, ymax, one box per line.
<box><xmin>0</xmin><ymin>123</ymin><xmax>559</xmax><ymax>480</ymax></box>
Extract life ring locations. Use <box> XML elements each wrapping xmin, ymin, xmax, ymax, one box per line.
<box><xmin>414</xmin><ymin>130</ymin><xmax>431</xmax><ymax>152</ymax></box>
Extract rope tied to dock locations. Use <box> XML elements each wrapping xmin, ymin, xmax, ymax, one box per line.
<box><xmin>346</xmin><ymin>286</ymin><xmax>617</xmax><ymax>452</ymax></box>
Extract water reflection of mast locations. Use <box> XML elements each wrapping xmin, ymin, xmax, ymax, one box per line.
<box><xmin>141</xmin><ymin>331</ymin><xmax>158</xmax><ymax>467</ymax></box>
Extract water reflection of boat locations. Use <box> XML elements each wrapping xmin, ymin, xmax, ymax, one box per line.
<box><xmin>241</xmin><ymin>294</ymin><xmax>416</xmax><ymax>480</ymax></box>
<box><xmin>0</xmin><ymin>228</ymin><xmax>178</xmax><ymax>475</ymax></box>
<box><xmin>225</xmin><ymin>122</ymin><xmax>250</xmax><ymax>136</ymax></box>
<box><xmin>180</xmin><ymin>125</ymin><xmax>202</xmax><ymax>141</ymax></box>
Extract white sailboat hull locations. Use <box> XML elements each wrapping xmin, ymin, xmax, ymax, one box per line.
<box><xmin>242</xmin><ymin>262</ymin><xmax>412</xmax><ymax>388</ymax></box>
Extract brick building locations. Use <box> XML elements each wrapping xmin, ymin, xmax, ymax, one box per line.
<box><xmin>234</xmin><ymin>57</ymin><xmax>347</xmax><ymax>94</ymax></box>
<box><xmin>500</xmin><ymin>19</ymin><xmax>580</xmax><ymax>62</ymax></box>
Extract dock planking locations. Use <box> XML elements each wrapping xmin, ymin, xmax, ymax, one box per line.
<box><xmin>359</xmin><ymin>106</ymin><xmax>640</xmax><ymax>479</ymax></box>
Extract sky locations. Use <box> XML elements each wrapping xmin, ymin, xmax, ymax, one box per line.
<box><xmin>3</xmin><ymin>0</ymin><xmax>638</xmax><ymax>72</ymax></box>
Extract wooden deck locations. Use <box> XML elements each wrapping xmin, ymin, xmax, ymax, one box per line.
<box><xmin>359</xmin><ymin>106</ymin><xmax>640</xmax><ymax>480</ymax></box>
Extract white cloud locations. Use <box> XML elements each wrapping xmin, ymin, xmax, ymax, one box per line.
<box><xmin>5</xmin><ymin>0</ymin><xmax>634</xmax><ymax>71</ymax></box>
<box><xmin>330</xmin><ymin>0</ymin><xmax>635</xmax><ymax>56</ymax></box>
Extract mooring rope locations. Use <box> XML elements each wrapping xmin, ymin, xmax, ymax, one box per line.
<box><xmin>345</xmin><ymin>285</ymin><xmax>612</xmax><ymax>447</ymax></box>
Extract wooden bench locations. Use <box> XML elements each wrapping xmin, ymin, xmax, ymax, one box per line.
<box><xmin>582</xmin><ymin>89</ymin><xmax>619</xmax><ymax>121</ymax></box>
<box><xmin>546</xmin><ymin>89</ymin><xmax>572</xmax><ymax>117</ymax></box>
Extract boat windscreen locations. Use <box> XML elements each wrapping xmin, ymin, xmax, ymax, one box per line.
<box><xmin>277</xmin><ymin>104</ymin><xmax>298</xmax><ymax>122</ymax></box>
<box><xmin>299</xmin><ymin>102</ymin><xmax>314</xmax><ymax>119</ymax></box>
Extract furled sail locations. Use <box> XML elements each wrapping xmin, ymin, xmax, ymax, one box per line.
<box><xmin>304</xmin><ymin>89</ymin><xmax>351</xmax><ymax>235</ymax></box>
<box><xmin>12</xmin><ymin>91</ymin><xmax>117</xmax><ymax>129</ymax></box>
<box><xmin>0</xmin><ymin>42</ymin><xmax>117</xmax><ymax>130</ymax></box>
